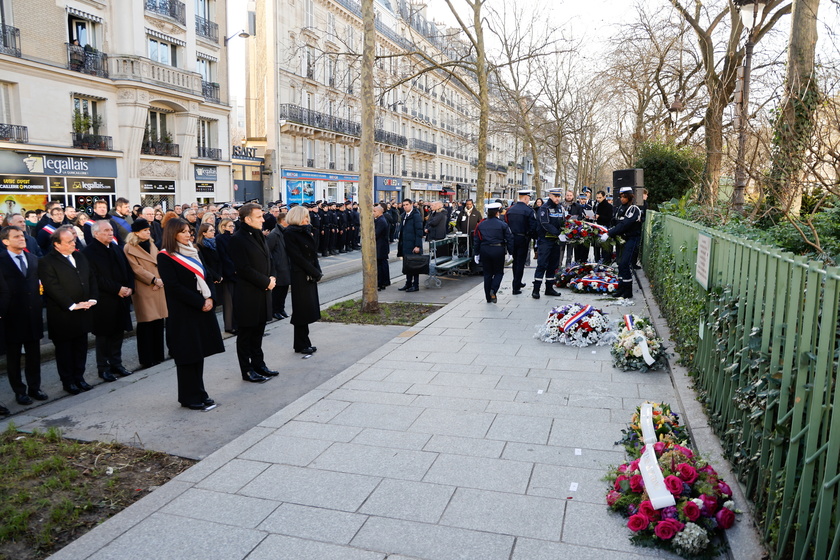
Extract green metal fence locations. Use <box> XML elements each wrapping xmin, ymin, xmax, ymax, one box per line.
<box><xmin>644</xmin><ymin>212</ymin><xmax>840</xmax><ymax>560</ymax></box>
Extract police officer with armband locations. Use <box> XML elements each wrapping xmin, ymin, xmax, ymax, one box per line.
<box><xmin>532</xmin><ymin>188</ymin><xmax>566</xmax><ymax>299</ymax></box>
<box><xmin>504</xmin><ymin>189</ymin><xmax>538</xmax><ymax>295</ymax></box>
<box><xmin>600</xmin><ymin>186</ymin><xmax>642</xmax><ymax>298</ymax></box>
<box><xmin>473</xmin><ymin>202</ymin><xmax>514</xmax><ymax>303</ymax></box>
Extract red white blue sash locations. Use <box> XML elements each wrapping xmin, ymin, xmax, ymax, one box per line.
<box><xmin>561</xmin><ymin>305</ymin><xmax>593</xmax><ymax>333</ymax></box>
<box><xmin>160</xmin><ymin>249</ymin><xmax>205</xmax><ymax>279</ymax></box>
<box><xmin>84</xmin><ymin>220</ymin><xmax>95</xmax><ymax>227</ymax></box>
<box><xmin>42</xmin><ymin>223</ymin><xmax>57</xmax><ymax>235</ymax></box>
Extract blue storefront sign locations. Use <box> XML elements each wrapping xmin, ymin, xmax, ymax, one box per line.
<box><xmin>282</xmin><ymin>169</ymin><xmax>359</xmax><ymax>183</ymax></box>
<box><xmin>374</xmin><ymin>176</ymin><xmax>402</xmax><ymax>193</ymax></box>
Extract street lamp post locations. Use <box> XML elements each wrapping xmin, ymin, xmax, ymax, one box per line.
<box><xmin>733</xmin><ymin>0</ymin><xmax>766</xmax><ymax>213</ymax></box>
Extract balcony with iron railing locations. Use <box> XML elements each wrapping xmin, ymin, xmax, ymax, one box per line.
<box><xmin>348</xmin><ymin>163</ymin><xmax>354</xmax><ymax>171</ymax></box>
<box><xmin>409</xmin><ymin>138</ymin><xmax>437</xmax><ymax>154</ymax></box>
<box><xmin>72</xmin><ymin>132</ymin><xmax>113</xmax><ymax>150</ymax></box>
<box><xmin>196</xmin><ymin>146</ymin><xmax>221</xmax><ymax>160</ymax></box>
<box><xmin>67</xmin><ymin>45</ymin><xmax>108</xmax><ymax>78</ymax></box>
<box><xmin>145</xmin><ymin>0</ymin><xmax>186</xmax><ymax>26</ymax></box>
<box><xmin>202</xmin><ymin>80</ymin><xmax>220</xmax><ymax>103</ymax></box>
<box><xmin>278</xmin><ymin>104</ymin><xmax>361</xmax><ymax>138</ymax></box>
<box><xmin>141</xmin><ymin>141</ymin><xmax>180</xmax><ymax>157</ymax></box>
<box><xmin>306</xmin><ymin>158</ymin><xmax>315</xmax><ymax>167</ymax></box>
<box><xmin>374</xmin><ymin>129</ymin><xmax>408</xmax><ymax>148</ymax></box>
<box><xmin>1</xmin><ymin>24</ymin><xmax>21</xmax><ymax>57</ymax></box>
<box><xmin>110</xmin><ymin>56</ymin><xmax>202</xmax><ymax>95</ymax></box>
<box><xmin>195</xmin><ymin>15</ymin><xmax>219</xmax><ymax>43</ymax></box>
<box><xmin>0</xmin><ymin>123</ymin><xmax>27</xmax><ymax>143</ymax></box>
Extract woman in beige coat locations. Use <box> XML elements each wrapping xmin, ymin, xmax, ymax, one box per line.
<box><xmin>124</xmin><ymin>218</ymin><xmax>168</xmax><ymax>368</ymax></box>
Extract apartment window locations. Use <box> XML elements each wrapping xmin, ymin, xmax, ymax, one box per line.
<box><xmin>328</xmin><ymin>143</ymin><xmax>335</xmax><ymax>168</ymax></box>
<box><xmin>304</xmin><ymin>0</ymin><xmax>314</xmax><ymax>28</ymax></box>
<box><xmin>68</xmin><ymin>16</ymin><xmax>97</xmax><ymax>48</ymax></box>
<box><xmin>305</xmin><ymin>46</ymin><xmax>315</xmax><ymax>79</ymax></box>
<box><xmin>148</xmin><ymin>37</ymin><xmax>177</xmax><ymax>66</ymax></box>
<box><xmin>197</xmin><ymin>119</ymin><xmax>212</xmax><ymax>149</ymax></box>
<box><xmin>196</xmin><ymin>58</ymin><xmax>211</xmax><ymax>81</ymax></box>
<box><xmin>146</xmin><ymin>110</ymin><xmax>170</xmax><ymax>142</ymax></box>
<box><xmin>195</xmin><ymin>0</ymin><xmax>210</xmax><ymax>18</ymax></box>
<box><xmin>0</xmin><ymin>82</ymin><xmax>13</xmax><ymax>124</ymax></box>
<box><xmin>327</xmin><ymin>56</ymin><xmax>335</xmax><ymax>86</ymax></box>
<box><xmin>346</xmin><ymin>25</ymin><xmax>355</xmax><ymax>52</ymax></box>
<box><xmin>327</xmin><ymin>13</ymin><xmax>336</xmax><ymax>36</ymax></box>
<box><xmin>72</xmin><ymin>96</ymin><xmax>103</xmax><ymax>134</ymax></box>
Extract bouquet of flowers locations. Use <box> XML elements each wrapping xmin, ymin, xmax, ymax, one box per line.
<box><xmin>590</xmin><ymin>222</ymin><xmax>625</xmax><ymax>250</ymax></box>
<box><xmin>605</xmin><ymin>441</ymin><xmax>736</xmax><ymax>559</ymax></box>
<box><xmin>536</xmin><ymin>303</ymin><xmax>612</xmax><ymax>347</ymax></box>
<box><xmin>555</xmin><ymin>263</ymin><xmax>617</xmax><ymax>288</ymax></box>
<box><xmin>562</xmin><ymin>219</ymin><xmax>602</xmax><ymax>245</ymax></box>
<box><xmin>611</xmin><ymin>315</ymin><xmax>667</xmax><ymax>372</ymax></box>
<box><xmin>616</xmin><ymin>402</ymin><xmax>690</xmax><ymax>459</ymax></box>
<box><xmin>571</xmin><ymin>272</ymin><xmax>619</xmax><ymax>294</ymax></box>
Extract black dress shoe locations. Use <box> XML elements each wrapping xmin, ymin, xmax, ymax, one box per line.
<box><xmin>99</xmin><ymin>371</ymin><xmax>117</xmax><ymax>382</ymax></box>
<box><xmin>273</xmin><ymin>312</ymin><xmax>285</xmax><ymax>320</ymax></box>
<box><xmin>111</xmin><ymin>366</ymin><xmax>133</xmax><ymax>377</ymax></box>
<box><xmin>519</xmin><ymin>282</ymin><xmax>527</xmax><ymax>288</ymax></box>
<box><xmin>15</xmin><ymin>393</ymin><xmax>33</xmax><ymax>405</ymax></box>
<box><xmin>0</xmin><ymin>404</ymin><xmax>9</xmax><ymax>416</ymax></box>
<box><xmin>397</xmin><ymin>285</ymin><xmax>409</xmax><ymax>291</ymax></box>
<box><xmin>64</xmin><ymin>383</ymin><xmax>81</xmax><ymax>395</ymax></box>
<box><xmin>405</xmin><ymin>286</ymin><xmax>418</xmax><ymax>292</ymax></box>
<box><xmin>257</xmin><ymin>365</ymin><xmax>280</xmax><ymax>377</ymax></box>
<box><xmin>296</xmin><ymin>346</ymin><xmax>317</xmax><ymax>354</ymax></box>
<box><xmin>28</xmin><ymin>390</ymin><xmax>49</xmax><ymax>401</ymax></box>
<box><xmin>512</xmin><ymin>289</ymin><xmax>522</xmax><ymax>295</ymax></box>
<box><xmin>77</xmin><ymin>380</ymin><xmax>93</xmax><ymax>392</ymax></box>
<box><xmin>280</xmin><ymin>311</ymin><xmax>289</xmax><ymax>318</ymax></box>
<box><xmin>242</xmin><ymin>369</ymin><xmax>269</xmax><ymax>383</ymax></box>
<box><xmin>203</xmin><ymin>397</ymin><xmax>215</xmax><ymax>406</ymax></box>
<box><xmin>490</xmin><ymin>291</ymin><xmax>497</xmax><ymax>303</ymax></box>
<box><xmin>181</xmin><ymin>402</ymin><xmax>208</xmax><ymax>411</ymax></box>
<box><xmin>225</xmin><ymin>329</ymin><xmax>238</xmax><ymax>335</ymax></box>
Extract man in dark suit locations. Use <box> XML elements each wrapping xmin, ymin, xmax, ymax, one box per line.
<box><xmin>84</xmin><ymin>199</ymin><xmax>122</xmax><ymax>246</ymax></box>
<box><xmin>229</xmin><ymin>203</ymin><xmax>278</xmax><ymax>383</ymax></box>
<box><xmin>373</xmin><ymin>204</ymin><xmax>391</xmax><ymax>290</ymax></box>
<box><xmin>398</xmin><ymin>198</ymin><xmax>424</xmax><ymax>292</ymax></box>
<box><xmin>2</xmin><ymin>213</ymin><xmax>42</xmax><ymax>257</ymax></box>
<box><xmin>83</xmin><ymin>220</ymin><xmax>134</xmax><ymax>382</ymax></box>
<box><xmin>0</xmin><ymin>226</ymin><xmax>47</xmax><ymax>405</ymax></box>
<box><xmin>39</xmin><ymin>226</ymin><xmax>98</xmax><ymax>394</ymax></box>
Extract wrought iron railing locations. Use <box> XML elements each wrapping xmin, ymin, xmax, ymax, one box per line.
<box><xmin>196</xmin><ymin>146</ymin><xmax>221</xmax><ymax>160</ymax></box>
<box><xmin>67</xmin><ymin>45</ymin><xmax>108</xmax><ymax>78</ymax></box>
<box><xmin>0</xmin><ymin>24</ymin><xmax>21</xmax><ymax>57</ymax></box>
<box><xmin>374</xmin><ymin>129</ymin><xmax>408</xmax><ymax>148</ymax></box>
<box><xmin>195</xmin><ymin>15</ymin><xmax>219</xmax><ymax>43</ymax></box>
<box><xmin>145</xmin><ymin>0</ymin><xmax>186</xmax><ymax>25</ymax></box>
<box><xmin>141</xmin><ymin>141</ymin><xmax>180</xmax><ymax>156</ymax></box>
<box><xmin>0</xmin><ymin>123</ymin><xmax>27</xmax><ymax>143</ymax></box>
<box><xmin>72</xmin><ymin>132</ymin><xmax>113</xmax><ymax>150</ymax></box>
<box><xmin>278</xmin><ymin>104</ymin><xmax>361</xmax><ymax>137</ymax></box>
<box><xmin>202</xmin><ymin>80</ymin><xmax>220</xmax><ymax>103</ymax></box>
<box><xmin>409</xmin><ymin>138</ymin><xmax>437</xmax><ymax>154</ymax></box>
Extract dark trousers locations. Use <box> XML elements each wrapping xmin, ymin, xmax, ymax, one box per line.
<box><xmin>404</xmin><ymin>272</ymin><xmax>419</xmax><ymax>289</ymax></box>
<box><xmin>176</xmin><ymin>360</ymin><xmax>208</xmax><ymax>406</ymax></box>
<box><xmin>136</xmin><ymin>319</ymin><xmax>165</xmax><ymax>367</ymax></box>
<box><xmin>510</xmin><ymin>236</ymin><xmax>529</xmax><ymax>289</ymax></box>
<box><xmin>480</xmin><ymin>246</ymin><xmax>505</xmax><ymax>299</ymax></box>
<box><xmin>617</xmin><ymin>236</ymin><xmax>640</xmax><ymax>283</ymax></box>
<box><xmin>293</xmin><ymin>323</ymin><xmax>312</xmax><ymax>351</ymax></box>
<box><xmin>593</xmin><ymin>244</ymin><xmax>604</xmax><ymax>263</ymax></box>
<box><xmin>377</xmin><ymin>258</ymin><xmax>391</xmax><ymax>288</ymax></box>
<box><xmin>220</xmin><ymin>280</ymin><xmax>236</xmax><ymax>331</ymax></box>
<box><xmin>95</xmin><ymin>331</ymin><xmax>125</xmax><ymax>372</ymax></box>
<box><xmin>574</xmin><ymin>243</ymin><xmax>590</xmax><ymax>263</ymax></box>
<box><xmin>54</xmin><ymin>335</ymin><xmax>88</xmax><ymax>384</ymax></box>
<box><xmin>319</xmin><ymin>229</ymin><xmax>328</xmax><ymax>255</ymax></box>
<box><xmin>5</xmin><ymin>339</ymin><xmax>42</xmax><ymax>395</ymax></box>
<box><xmin>236</xmin><ymin>323</ymin><xmax>266</xmax><ymax>373</ymax></box>
<box><xmin>272</xmin><ymin>284</ymin><xmax>289</xmax><ymax>314</ymax></box>
<box><xmin>534</xmin><ymin>237</ymin><xmax>561</xmax><ymax>281</ymax></box>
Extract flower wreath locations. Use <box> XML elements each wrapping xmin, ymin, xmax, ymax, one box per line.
<box><xmin>611</xmin><ymin>314</ymin><xmax>667</xmax><ymax>372</ymax></box>
<box><xmin>536</xmin><ymin>303</ymin><xmax>612</xmax><ymax>347</ymax></box>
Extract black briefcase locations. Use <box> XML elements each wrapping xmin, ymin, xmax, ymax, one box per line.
<box><xmin>402</xmin><ymin>254</ymin><xmax>430</xmax><ymax>275</ymax></box>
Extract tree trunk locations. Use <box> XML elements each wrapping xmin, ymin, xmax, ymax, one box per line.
<box><xmin>359</xmin><ymin>0</ymin><xmax>379</xmax><ymax>313</ymax></box>
<box><xmin>474</xmin><ymin>0</ymin><xmax>488</xmax><ymax>213</ymax></box>
<box><xmin>769</xmin><ymin>0</ymin><xmax>820</xmax><ymax>217</ymax></box>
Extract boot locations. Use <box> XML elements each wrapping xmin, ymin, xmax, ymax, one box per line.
<box><xmin>611</xmin><ymin>283</ymin><xmax>626</xmax><ymax>298</ymax></box>
<box><xmin>623</xmin><ymin>281</ymin><xmax>633</xmax><ymax>299</ymax></box>
<box><xmin>531</xmin><ymin>281</ymin><xmax>541</xmax><ymax>299</ymax></box>
<box><xmin>545</xmin><ymin>281</ymin><xmax>560</xmax><ymax>296</ymax></box>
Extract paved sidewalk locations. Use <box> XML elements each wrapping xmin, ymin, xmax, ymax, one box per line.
<box><xmin>48</xmin><ymin>273</ymin><xmax>761</xmax><ymax>560</ymax></box>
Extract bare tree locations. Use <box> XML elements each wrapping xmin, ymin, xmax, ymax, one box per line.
<box><xmin>358</xmin><ymin>0</ymin><xmax>378</xmax><ymax>312</ymax></box>
<box><xmin>669</xmin><ymin>0</ymin><xmax>791</xmax><ymax>205</ymax></box>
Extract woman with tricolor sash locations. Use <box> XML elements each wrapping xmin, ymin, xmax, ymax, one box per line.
<box><xmin>157</xmin><ymin>218</ymin><xmax>224</xmax><ymax>411</ymax></box>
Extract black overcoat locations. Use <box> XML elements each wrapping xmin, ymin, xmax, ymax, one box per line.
<box><xmin>83</xmin><ymin>240</ymin><xmax>134</xmax><ymax>335</ymax></box>
<box><xmin>157</xmin><ymin>251</ymin><xmax>224</xmax><ymax>365</ymax></box>
<box><xmin>0</xmin><ymin>251</ymin><xmax>43</xmax><ymax>344</ymax></box>
<box><xmin>266</xmin><ymin>225</ymin><xmax>292</xmax><ymax>287</ymax></box>
<box><xmin>283</xmin><ymin>225</ymin><xmax>321</xmax><ymax>326</ymax></box>
<box><xmin>228</xmin><ymin>223</ymin><xmax>272</xmax><ymax>327</ymax></box>
<box><xmin>398</xmin><ymin>209</ymin><xmax>424</xmax><ymax>257</ymax></box>
<box><xmin>39</xmin><ymin>250</ymin><xmax>99</xmax><ymax>341</ymax></box>
<box><xmin>374</xmin><ymin>216</ymin><xmax>390</xmax><ymax>260</ymax></box>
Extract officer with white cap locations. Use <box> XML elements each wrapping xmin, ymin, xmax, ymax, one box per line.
<box><xmin>473</xmin><ymin>202</ymin><xmax>514</xmax><ymax>303</ymax></box>
<box><xmin>532</xmin><ymin>188</ymin><xmax>565</xmax><ymax>299</ymax></box>
<box><xmin>600</xmin><ymin>186</ymin><xmax>642</xmax><ymax>298</ymax></box>
<box><xmin>504</xmin><ymin>189</ymin><xmax>538</xmax><ymax>294</ymax></box>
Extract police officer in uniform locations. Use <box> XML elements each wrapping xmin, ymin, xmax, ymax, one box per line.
<box><xmin>532</xmin><ymin>188</ymin><xmax>565</xmax><ymax>299</ymax></box>
<box><xmin>573</xmin><ymin>192</ymin><xmax>594</xmax><ymax>263</ymax></box>
<box><xmin>600</xmin><ymin>186</ymin><xmax>642</xmax><ymax>298</ymax></box>
<box><xmin>504</xmin><ymin>189</ymin><xmax>538</xmax><ymax>295</ymax></box>
<box><xmin>473</xmin><ymin>202</ymin><xmax>514</xmax><ymax>303</ymax></box>
<box><xmin>326</xmin><ymin>203</ymin><xmax>339</xmax><ymax>255</ymax></box>
<box><xmin>308</xmin><ymin>203</ymin><xmax>321</xmax><ymax>250</ymax></box>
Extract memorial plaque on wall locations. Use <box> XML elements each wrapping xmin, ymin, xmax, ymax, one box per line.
<box><xmin>196</xmin><ymin>182</ymin><xmax>215</xmax><ymax>193</ymax></box>
<box><xmin>695</xmin><ymin>233</ymin><xmax>712</xmax><ymax>290</ymax></box>
<box><xmin>140</xmin><ymin>180</ymin><xmax>176</xmax><ymax>193</ymax></box>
